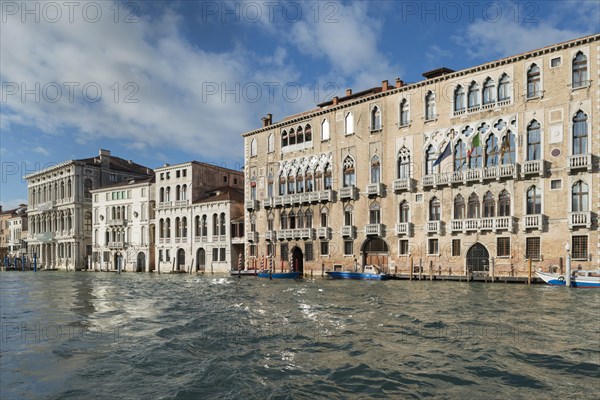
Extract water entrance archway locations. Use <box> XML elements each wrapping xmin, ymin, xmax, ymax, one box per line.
<box><xmin>361</xmin><ymin>237</ymin><xmax>389</xmax><ymax>271</ymax></box>
<box><xmin>291</xmin><ymin>246</ymin><xmax>303</xmax><ymax>273</ymax></box>
<box><xmin>466</xmin><ymin>243</ymin><xmax>490</xmax><ymax>276</ymax></box>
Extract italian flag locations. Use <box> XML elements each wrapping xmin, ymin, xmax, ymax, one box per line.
<box><xmin>467</xmin><ymin>132</ymin><xmax>480</xmax><ymax>157</ymax></box>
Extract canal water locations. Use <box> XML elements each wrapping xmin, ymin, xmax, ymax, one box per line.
<box><xmin>1</xmin><ymin>272</ymin><xmax>598</xmax><ymax>399</ymax></box>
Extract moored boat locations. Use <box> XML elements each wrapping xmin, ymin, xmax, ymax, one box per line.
<box><xmin>536</xmin><ymin>270</ymin><xmax>600</xmax><ymax>288</ymax></box>
<box><xmin>326</xmin><ymin>265</ymin><xmax>388</xmax><ymax>281</ymax></box>
<box><xmin>257</xmin><ymin>270</ymin><xmax>302</xmax><ymax>279</ymax></box>
<box><xmin>229</xmin><ymin>269</ymin><xmax>259</xmax><ymax>276</ymax></box>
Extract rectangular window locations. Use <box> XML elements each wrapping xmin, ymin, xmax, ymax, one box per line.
<box><xmin>344</xmin><ymin>240</ymin><xmax>353</xmax><ymax>256</ymax></box>
<box><xmin>550</xmin><ymin>57</ymin><xmax>561</xmax><ymax>68</ymax></box>
<box><xmin>160</xmin><ymin>173</ymin><xmax>164</xmax><ymax>181</ymax></box>
<box><xmin>234</xmin><ymin>178</ymin><xmax>238</xmax><ymax>185</ymax></box>
<box><xmin>399</xmin><ymin>240</ymin><xmax>409</xmax><ymax>255</ymax></box>
<box><xmin>176</xmin><ymin>170</ymin><xmax>180</xmax><ymax>178</ymax></box>
<box><xmin>415</xmin><ymin>193</ymin><xmax>423</xmax><ymax>203</ymax></box>
<box><xmin>110</xmin><ymin>174</ymin><xmax>117</xmax><ymax>182</ymax></box>
<box><xmin>141</xmin><ymin>188</ymin><xmax>146</xmax><ymax>197</ymax></box>
<box><xmin>212</xmin><ymin>248</ymin><xmax>218</xmax><ymax>262</ymax></box>
<box><xmin>267</xmin><ymin>243</ymin><xmax>275</xmax><ymax>257</ymax></box>
<box><xmin>428</xmin><ymin>239</ymin><xmax>439</xmax><ymax>255</ymax></box>
<box><xmin>280</xmin><ymin>243</ymin><xmax>288</xmax><ymax>261</ymax></box>
<box><xmin>94</xmin><ymin>194</ymin><xmax>98</xmax><ymax>202</ymax></box>
<box><xmin>305</xmin><ymin>243</ymin><xmax>313</xmax><ymax>261</ymax></box>
<box><xmin>320</xmin><ymin>241</ymin><xmax>329</xmax><ymax>256</ymax></box>
<box><xmin>165</xmin><ymin>250</ymin><xmax>170</xmax><ymax>261</ymax></box>
<box><xmin>158</xmin><ymin>250</ymin><xmax>163</xmax><ymax>262</ymax></box>
<box><xmin>550</xmin><ymin>179</ymin><xmax>562</xmax><ymax>190</ymax></box>
<box><xmin>525</xmin><ymin>237</ymin><xmax>540</xmax><ymax>260</ymax></box>
<box><xmin>182</xmin><ymin>169</ymin><xmax>187</xmax><ymax>177</ymax></box>
<box><xmin>452</xmin><ymin>239</ymin><xmax>460</xmax><ymax>257</ymax></box>
<box><xmin>497</xmin><ymin>237</ymin><xmax>510</xmax><ymax>257</ymax></box>
<box><xmin>572</xmin><ymin>235</ymin><xmax>588</xmax><ymax>260</ymax></box>
<box><xmin>220</xmin><ymin>248</ymin><xmax>226</xmax><ymax>261</ymax></box>
<box><xmin>250</xmin><ymin>244</ymin><xmax>258</xmax><ymax>257</ymax></box>
<box><xmin>223</xmin><ymin>175</ymin><xmax>228</xmax><ymax>183</ymax></box>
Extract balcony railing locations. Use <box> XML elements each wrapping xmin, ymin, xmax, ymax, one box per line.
<box><xmin>247</xmin><ymin>231</ymin><xmax>259</xmax><ymax>242</ymax></box>
<box><xmin>569</xmin><ymin>212</ymin><xmax>591</xmax><ymax>229</ymax></box>
<box><xmin>173</xmin><ymin>200</ymin><xmax>189</xmax><ymax>207</ymax></box>
<box><xmin>273</xmin><ymin>196</ymin><xmax>284</xmax><ymax>207</ymax></box>
<box><xmin>426</xmin><ymin>221</ymin><xmax>441</xmax><ymax>234</ymax></box>
<box><xmin>298</xmin><ymin>228</ymin><xmax>315</xmax><ymax>240</ymax></box>
<box><xmin>245</xmin><ymin>200</ymin><xmax>259</xmax><ymax>211</ymax></box>
<box><xmin>423</xmin><ymin>173</ymin><xmax>449</xmax><ymax>188</ymax></box>
<box><xmin>451</xmin><ymin>216</ymin><xmax>514</xmax><ymax>233</ymax></box>
<box><xmin>107</xmin><ymin>218</ymin><xmax>125</xmax><ymax>226</ymax></box>
<box><xmin>263</xmin><ymin>197</ymin><xmax>273</xmax><ymax>208</ymax></box>
<box><xmin>392</xmin><ymin>178</ymin><xmax>413</xmax><ymax>192</ymax></box>
<box><xmin>265</xmin><ymin>230</ymin><xmax>276</xmax><ymax>241</ymax></box>
<box><xmin>365</xmin><ymin>223</ymin><xmax>383</xmax><ymax>236</ymax></box>
<box><xmin>108</xmin><ymin>242</ymin><xmax>125</xmax><ymax>249</ymax></box>
<box><xmin>157</xmin><ymin>201</ymin><xmax>172</xmax><ymax>209</ymax></box>
<box><xmin>341</xmin><ymin>225</ymin><xmax>356</xmax><ymax>238</ymax></box>
<box><xmin>449</xmin><ymin>219</ymin><xmax>463</xmax><ymax>233</ymax></box>
<box><xmin>395</xmin><ymin>222</ymin><xmax>412</xmax><ymax>236</ymax></box>
<box><xmin>568</xmin><ymin>153</ymin><xmax>592</xmax><ymax>173</ymax></box>
<box><xmin>482</xmin><ymin>164</ymin><xmax>517</xmax><ymax>180</ymax></box>
<box><xmin>317</xmin><ymin>227</ymin><xmax>332</xmax><ymax>239</ymax></box>
<box><xmin>339</xmin><ymin>186</ymin><xmax>358</xmax><ymax>200</ymax></box>
<box><xmin>366</xmin><ymin>183</ymin><xmax>384</xmax><ymax>197</ymax></box>
<box><xmin>523</xmin><ymin>214</ymin><xmax>543</xmax><ymax>231</ymax></box>
<box><xmin>522</xmin><ymin>160</ymin><xmax>543</xmax><ymax>177</ymax></box>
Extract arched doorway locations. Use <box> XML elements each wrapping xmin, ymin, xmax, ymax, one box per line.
<box><xmin>291</xmin><ymin>246</ymin><xmax>303</xmax><ymax>273</ymax></box>
<box><xmin>114</xmin><ymin>252</ymin><xmax>123</xmax><ymax>271</ymax></box>
<box><xmin>361</xmin><ymin>237</ymin><xmax>389</xmax><ymax>271</ymax></box>
<box><xmin>466</xmin><ymin>243</ymin><xmax>490</xmax><ymax>276</ymax></box>
<box><xmin>177</xmin><ymin>249</ymin><xmax>185</xmax><ymax>271</ymax></box>
<box><xmin>196</xmin><ymin>248</ymin><xmax>206</xmax><ymax>271</ymax></box>
<box><xmin>137</xmin><ymin>252</ymin><xmax>146</xmax><ymax>272</ymax></box>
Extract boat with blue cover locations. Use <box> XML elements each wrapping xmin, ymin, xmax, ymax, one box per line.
<box><xmin>326</xmin><ymin>265</ymin><xmax>388</xmax><ymax>281</ymax></box>
<box><xmin>257</xmin><ymin>270</ymin><xmax>302</xmax><ymax>279</ymax></box>
<box><xmin>536</xmin><ymin>270</ymin><xmax>600</xmax><ymax>288</ymax></box>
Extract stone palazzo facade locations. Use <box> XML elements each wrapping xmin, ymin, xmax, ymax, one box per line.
<box><xmin>242</xmin><ymin>34</ymin><xmax>599</xmax><ymax>277</ymax></box>
<box><xmin>25</xmin><ymin>149</ymin><xmax>152</xmax><ymax>270</ymax></box>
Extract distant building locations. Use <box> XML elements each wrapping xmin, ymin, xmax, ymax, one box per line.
<box><xmin>90</xmin><ymin>177</ymin><xmax>155</xmax><ymax>272</ymax></box>
<box><xmin>154</xmin><ymin>162</ymin><xmax>244</xmax><ymax>273</ymax></box>
<box><xmin>25</xmin><ymin>149</ymin><xmax>153</xmax><ymax>270</ymax></box>
<box><xmin>1</xmin><ymin>204</ymin><xmax>28</xmax><ymax>265</ymax></box>
<box><xmin>242</xmin><ymin>34</ymin><xmax>599</xmax><ymax>277</ymax></box>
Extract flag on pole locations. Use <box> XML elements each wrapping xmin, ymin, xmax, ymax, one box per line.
<box><xmin>432</xmin><ymin>141</ymin><xmax>451</xmax><ymax>167</ymax></box>
<box><xmin>467</xmin><ymin>131</ymin><xmax>480</xmax><ymax>157</ymax></box>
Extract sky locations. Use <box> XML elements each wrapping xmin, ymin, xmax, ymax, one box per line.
<box><xmin>1</xmin><ymin>0</ymin><xmax>599</xmax><ymax>209</ymax></box>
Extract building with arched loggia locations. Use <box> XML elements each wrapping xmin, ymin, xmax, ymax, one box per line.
<box><xmin>241</xmin><ymin>34</ymin><xmax>599</xmax><ymax>278</ymax></box>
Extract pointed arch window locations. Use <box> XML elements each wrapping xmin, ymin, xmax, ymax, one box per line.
<box><xmin>305</xmin><ymin>209</ymin><xmax>313</xmax><ymax>228</ymax></box>
<box><xmin>486</xmin><ymin>135</ymin><xmax>499</xmax><ymax>167</ymax></box>
<box><xmin>572</xmin><ymin>181</ymin><xmax>588</xmax><ymax>212</ymax></box>
<box><xmin>397</xmin><ymin>147</ymin><xmax>411</xmax><ymax>179</ymax></box>
<box><xmin>483</xmin><ymin>191</ymin><xmax>495</xmax><ymax>217</ymax></box>
<box><xmin>195</xmin><ymin>215</ymin><xmax>201</xmax><ymax>236</ymax></box>
<box><xmin>201</xmin><ymin>215</ymin><xmax>207</xmax><ymax>236</ymax></box>
<box><xmin>483</xmin><ymin>78</ymin><xmax>495</xmax><ymax>105</ymax></box>
<box><xmin>280</xmin><ymin>211</ymin><xmax>288</xmax><ymax>229</ymax></box>
<box><xmin>281</xmin><ymin>130</ymin><xmax>288</xmax><ymax>147</ymax></box>
<box><xmin>321</xmin><ymin>119</ymin><xmax>330</xmax><ymax>141</ymax></box>
<box><xmin>343</xmin><ymin>156</ymin><xmax>356</xmax><ymax>187</ymax></box>
<box><xmin>267</xmin><ymin>173</ymin><xmax>274</xmax><ymax>198</ymax></box>
<box><xmin>467</xmin><ymin>193</ymin><xmax>480</xmax><ymax>218</ymax></box>
<box><xmin>572</xmin><ymin>52</ymin><xmax>588</xmax><ymax>88</ymax></box>
<box><xmin>219</xmin><ymin>213</ymin><xmax>226</xmax><ymax>236</ymax></box>
<box><xmin>573</xmin><ymin>111</ymin><xmax>588</xmax><ymax>155</ymax></box>
<box><xmin>425</xmin><ymin>91</ymin><xmax>436</xmax><ymax>120</ymax></box>
<box><xmin>399</xmin><ymin>201</ymin><xmax>410</xmax><ymax>223</ymax></box>
<box><xmin>165</xmin><ymin>218</ymin><xmax>171</xmax><ymax>238</ymax></box>
<box><xmin>425</xmin><ymin>145</ymin><xmax>436</xmax><ymax>175</ymax></box>
<box><xmin>469</xmin><ymin>141</ymin><xmax>483</xmax><ymax>169</ymax></box>
<box><xmin>175</xmin><ymin>217</ymin><xmax>181</xmax><ymax>238</ymax></box>
<box><xmin>500</xmin><ymin>131</ymin><xmax>515</xmax><ymax>165</ymax></box>
<box><xmin>288</xmin><ymin>128</ymin><xmax>296</xmax><ymax>146</ymax></box>
<box><xmin>296</xmin><ymin>171</ymin><xmax>304</xmax><ymax>193</ymax></box>
<box><xmin>498</xmin><ymin>74</ymin><xmax>510</xmax><ymax>101</ymax></box>
<box><xmin>182</xmin><ymin>217</ymin><xmax>188</xmax><ymax>238</ymax></box>
<box><xmin>305</xmin><ymin>171</ymin><xmax>313</xmax><ymax>193</ymax></box>
<box><xmin>287</xmin><ymin>172</ymin><xmax>295</xmax><ymax>194</ymax></box>
<box><xmin>429</xmin><ymin>198</ymin><xmax>441</xmax><ymax>221</ymax></box>
<box><xmin>345</xmin><ymin>112</ymin><xmax>355</xmax><ymax>135</ymax></box>
<box><xmin>454</xmin><ymin>195</ymin><xmax>465</xmax><ymax>219</ymax></box>
<box><xmin>279</xmin><ymin>173</ymin><xmax>286</xmax><ymax>195</ymax></box>
<box><xmin>371</xmin><ymin>106</ymin><xmax>381</xmax><ymax>130</ymax></box>
<box><xmin>454</xmin><ymin>85</ymin><xmax>465</xmax><ymax>112</ymax></box>
<box><xmin>370</xmin><ymin>155</ymin><xmax>381</xmax><ymax>184</ymax></box>
<box><xmin>267</xmin><ymin>133</ymin><xmax>274</xmax><ymax>153</ymax></box>
<box><xmin>344</xmin><ymin>205</ymin><xmax>354</xmax><ymax>226</ymax></box>
<box><xmin>324</xmin><ymin>163</ymin><xmax>332</xmax><ymax>190</ymax></box>
<box><xmin>527</xmin><ymin>64</ymin><xmax>540</xmax><ymax>98</ymax></box>
<box><xmin>297</xmin><ymin>126</ymin><xmax>304</xmax><ymax>144</ymax></box>
<box><xmin>84</xmin><ymin>179</ymin><xmax>93</xmax><ymax>200</ymax></box>
<box><xmin>369</xmin><ymin>202</ymin><xmax>381</xmax><ymax>224</ymax></box>
<box><xmin>498</xmin><ymin>190</ymin><xmax>511</xmax><ymax>216</ymax></box>
<box><xmin>250</xmin><ymin>138</ymin><xmax>257</xmax><ymax>157</ymax></box>
<box><xmin>526</xmin><ymin>186</ymin><xmax>541</xmax><ymax>215</ymax></box>
<box><xmin>320</xmin><ymin>207</ymin><xmax>328</xmax><ymax>227</ymax></box>
<box><xmin>467</xmin><ymin>81</ymin><xmax>480</xmax><ymax>108</ymax></box>
<box><xmin>250</xmin><ymin>176</ymin><xmax>257</xmax><ymax>200</ymax></box>
<box><xmin>527</xmin><ymin>120</ymin><xmax>541</xmax><ymax>161</ymax></box>
<box><xmin>399</xmin><ymin>99</ymin><xmax>409</xmax><ymax>126</ymax></box>
<box><xmin>288</xmin><ymin>211</ymin><xmax>296</xmax><ymax>229</ymax></box>
<box><xmin>454</xmin><ymin>139</ymin><xmax>467</xmax><ymax>171</ymax></box>
<box><xmin>296</xmin><ymin>210</ymin><xmax>304</xmax><ymax>229</ymax></box>
<box><xmin>305</xmin><ymin>124</ymin><xmax>312</xmax><ymax>142</ymax></box>
<box><xmin>212</xmin><ymin>214</ymin><xmax>218</xmax><ymax>235</ymax></box>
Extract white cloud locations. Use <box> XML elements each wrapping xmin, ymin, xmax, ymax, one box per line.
<box><xmin>0</xmin><ymin>4</ymin><xmax>304</xmax><ymax>161</ymax></box>
<box><xmin>32</xmin><ymin>147</ymin><xmax>50</xmax><ymax>156</ymax></box>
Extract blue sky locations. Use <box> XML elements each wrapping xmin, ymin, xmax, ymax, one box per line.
<box><xmin>1</xmin><ymin>0</ymin><xmax>599</xmax><ymax>209</ymax></box>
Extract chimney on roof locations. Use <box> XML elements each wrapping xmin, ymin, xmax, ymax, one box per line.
<box><xmin>332</xmin><ymin>96</ymin><xmax>339</xmax><ymax>105</ymax></box>
<box><xmin>345</xmin><ymin>88</ymin><xmax>352</xmax><ymax>96</ymax></box>
<box><xmin>395</xmin><ymin>78</ymin><xmax>404</xmax><ymax>88</ymax></box>
<box><xmin>381</xmin><ymin>80</ymin><xmax>389</xmax><ymax>91</ymax></box>
<box><xmin>261</xmin><ymin>113</ymin><xmax>273</xmax><ymax>127</ymax></box>
<box><xmin>99</xmin><ymin>149</ymin><xmax>110</xmax><ymax>169</ymax></box>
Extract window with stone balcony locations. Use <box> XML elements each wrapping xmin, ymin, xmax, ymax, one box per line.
<box><xmin>467</xmin><ymin>193</ymin><xmax>480</xmax><ymax>218</ymax></box>
<box><xmin>527</xmin><ymin>64</ymin><xmax>541</xmax><ymax>98</ymax></box>
<box><xmin>369</xmin><ymin>202</ymin><xmax>381</xmax><ymax>224</ymax></box>
<box><xmin>306</xmin><ymin>209</ymin><xmax>313</xmax><ymax>228</ymax></box>
<box><xmin>526</xmin><ymin>186</ymin><xmax>541</xmax><ymax>215</ymax></box>
<box><xmin>572</xmin><ymin>52</ymin><xmax>588</xmax><ymax>89</ymax></box>
<box><xmin>279</xmin><ymin>176</ymin><xmax>286</xmax><ymax>195</ymax></box>
<box><xmin>281</xmin><ymin>129</ymin><xmax>288</xmax><ymax>147</ymax></box>
<box><xmin>498</xmin><ymin>74</ymin><xmax>510</xmax><ymax>101</ymax></box>
<box><xmin>280</xmin><ymin>211</ymin><xmax>288</xmax><ymax>230</ymax></box>
<box><xmin>399</xmin><ymin>201</ymin><xmax>410</xmax><ymax>223</ymax></box>
<box><xmin>175</xmin><ymin>217</ymin><xmax>181</xmax><ymax>238</ymax></box>
<box><xmin>454</xmin><ymin>139</ymin><xmax>468</xmax><ymax>171</ymax></box>
<box><xmin>485</xmin><ymin>135</ymin><xmax>499</xmax><ymax>167</ymax></box>
<box><xmin>527</xmin><ymin>120</ymin><xmax>541</xmax><ymax>161</ymax></box>
<box><xmin>250</xmin><ymin>177</ymin><xmax>257</xmax><ymax>200</ymax></box>
<box><xmin>500</xmin><ymin>131</ymin><xmax>516</xmax><ymax>164</ymax></box>
<box><xmin>572</xmin><ymin>111</ymin><xmax>588</xmax><ymax>155</ymax></box>
<box><xmin>219</xmin><ymin>213</ymin><xmax>225</xmax><ymax>236</ymax></box>
<box><xmin>571</xmin><ymin>181</ymin><xmax>589</xmax><ymax>212</ymax></box>
<box><xmin>320</xmin><ymin>207</ymin><xmax>328</xmax><ymax>227</ymax></box>
<box><xmin>483</xmin><ymin>192</ymin><xmax>495</xmax><ymax>217</ymax></box>
<box><xmin>454</xmin><ymin>195</ymin><xmax>465</xmax><ymax>219</ymax></box>
<box><xmin>201</xmin><ymin>215</ymin><xmax>207</xmax><ymax>236</ymax></box>
<box><xmin>482</xmin><ymin>78</ymin><xmax>495</xmax><ymax>105</ymax></box>
<box><xmin>297</xmin><ymin>126</ymin><xmax>304</xmax><ymax>144</ymax></box>
<box><xmin>397</xmin><ymin>147</ymin><xmax>411</xmax><ymax>179</ymax></box>
<box><xmin>344</xmin><ymin>205</ymin><xmax>353</xmax><ymax>226</ymax></box>
<box><xmin>305</xmin><ymin>172</ymin><xmax>313</xmax><ymax>193</ymax></box>
<box><xmin>343</xmin><ymin>156</ymin><xmax>356</xmax><ymax>187</ymax></box>
<box><xmin>305</xmin><ymin>124</ymin><xmax>312</xmax><ymax>142</ymax></box>
<box><xmin>267</xmin><ymin>173</ymin><xmax>274</xmax><ymax>198</ymax></box>
<box><xmin>288</xmin><ymin>128</ymin><xmax>296</xmax><ymax>146</ymax></box>
<box><xmin>212</xmin><ymin>214</ymin><xmax>218</xmax><ymax>236</ymax></box>
<box><xmin>429</xmin><ymin>197</ymin><xmax>440</xmax><ymax>221</ymax></box>
<box><xmin>467</xmin><ymin>81</ymin><xmax>480</xmax><ymax>109</ymax></box>
<box><xmin>425</xmin><ymin>145</ymin><xmax>436</xmax><ymax>175</ymax></box>
<box><xmin>370</xmin><ymin>155</ymin><xmax>381</xmax><ymax>184</ymax></box>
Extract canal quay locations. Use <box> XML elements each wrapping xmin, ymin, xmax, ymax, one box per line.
<box><xmin>1</xmin><ymin>271</ymin><xmax>598</xmax><ymax>399</ymax></box>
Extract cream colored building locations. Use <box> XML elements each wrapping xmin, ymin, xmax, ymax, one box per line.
<box><xmin>25</xmin><ymin>149</ymin><xmax>153</xmax><ymax>270</ymax></box>
<box><xmin>242</xmin><ymin>34</ymin><xmax>599</xmax><ymax>277</ymax></box>
<box><xmin>154</xmin><ymin>162</ymin><xmax>245</xmax><ymax>273</ymax></box>
<box><xmin>90</xmin><ymin>177</ymin><xmax>156</xmax><ymax>272</ymax></box>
